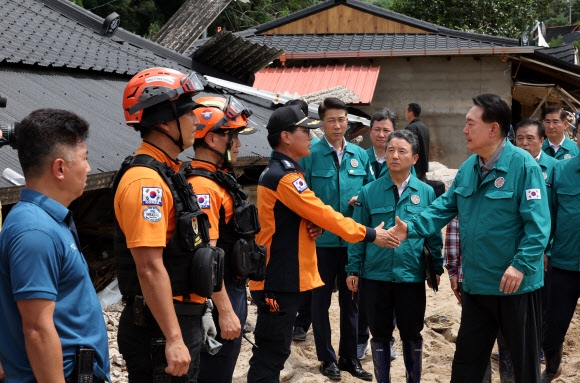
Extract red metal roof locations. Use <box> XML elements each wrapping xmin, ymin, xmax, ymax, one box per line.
<box><xmin>253</xmin><ymin>65</ymin><xmax>381</xmax><ymax>104</ymax></box>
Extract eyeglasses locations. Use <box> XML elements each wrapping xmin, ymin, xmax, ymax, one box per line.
<box><xmin>543</xmin><ymin>119</ymin><xmax>561</xmax><ymax>125</ymax></box>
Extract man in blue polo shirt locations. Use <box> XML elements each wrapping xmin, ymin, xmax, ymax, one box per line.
<box><xmin>0</xmin><ymin>109</ymin><xmax>110</xmax><ymax>383</ymax></box>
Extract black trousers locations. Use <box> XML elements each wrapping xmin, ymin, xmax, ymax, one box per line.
<box><xmin>361</xmin><ymin>279</ymin><xmax>425</xmax><ymax>344</ymax></box>
<box><xmin>118</xmin><ymin>302</ymin><xmax>203</xmax><ymax>383</ymax></box>
<box><xmin>451</xmin><ymin>290</ymin><xmax>542</xmax><ymax>383</ymax></box>
<box><xmin>543</xmin><ymin>267</ymin><xmax>580</xmax><ymax>350</ymax></box>
<box><xmin>247</xmin><ymin>290</ymin><xmax>301</xmax><ymax>383</ymax></box>
<box><xmin>198</xmin><ymin>278</ymin><xmax>248</xmax><ymax>383</ymax></box>
<box><xmin>357</xmin><ymin>277</ymin><xmax>370</xmax><ymax>345</ymax></box>
<box><xmin>311</xmin><ymin>247</ymin><xmax>358</xmax><ymax>361</ymax></box>
<box><xmin>293</xmin><ymin>290</ymin><xmax>312</xmax><ymax>332</ymax></box>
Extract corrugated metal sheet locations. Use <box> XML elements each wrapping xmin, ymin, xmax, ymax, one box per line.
<box><xmin>153</xmin><ymin>0</ymin><xmax>231</xmax><ymax>54</ymax></box>
<box><xmin>253</xmin><ymin>65</ymin><xmax>380</xmax><ymax>104</ymax></box>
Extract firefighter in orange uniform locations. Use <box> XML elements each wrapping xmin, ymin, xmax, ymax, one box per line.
<box><xmin>114</xmin><ymin>67</ymin><xmax>218</xmax><ymax>382</ymax></box>
<box><xmin>185</xmin><ymin>96</ymin><xmax>261</xmax><ymax>383</ymax></box>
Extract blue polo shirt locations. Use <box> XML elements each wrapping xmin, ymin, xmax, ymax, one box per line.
<box><xmin>0</xmin><ymin>189</ymin><xmax>110</xmax><ymax>383</ymax></box>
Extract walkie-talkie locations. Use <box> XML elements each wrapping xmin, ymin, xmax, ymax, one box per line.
<box><xmin>73</xmin><ymin>346</ymin><xmax>94</xmax><ymax>383</ymax></box>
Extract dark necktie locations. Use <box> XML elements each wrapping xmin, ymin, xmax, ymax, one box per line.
<box><xmin>374</xmin><ymin>162</ymin><xmax>381</xmax><ymax>177</ymax></box>
<box><xmin>548</xmin><ymin>146</ymin><xmax>556</xmax><ymax>157</ymax></box>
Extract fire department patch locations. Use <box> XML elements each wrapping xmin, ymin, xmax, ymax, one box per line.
<box><xmin>292</xmin><ymin>177</ymin><xmax>308</xmax><ymax>193</ymax></box>
<box><xmin>143</xmin><ymin>206</ymin><xmax>162</xmax><ymax>222</ymax></box>
<box><xmin>142</xmin><ymin>187</ymin><xmax>163</xmax><ymax>205</ymax></box>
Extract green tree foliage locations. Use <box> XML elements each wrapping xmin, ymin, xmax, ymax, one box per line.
<box><xmin>390</xmin><ymin>0</ymin><xmax>552</xmax><ymax>38</ymax></box>
<box><xmin>542</xmin><ymin>0</ymin><xmax>580</xmax><ymax>26</ymax></box>
<box><xmin>207</xmin><ymin>0</ymin><xmax>319</xmax><ymax>35</ymax></box>
<box><xmin>359</xmin><ymin>0</ymin><xmax>395</xmax><ymax>8</ymax></box>
<box><xmin>548</xmin><ymin>34</ymin><xmax>564</xmax><ymax>47</ymax></box>
<box><xmin>80</xmin><ymin>0</ymin><xmax>186</xmax><ymax>37</ymax></box>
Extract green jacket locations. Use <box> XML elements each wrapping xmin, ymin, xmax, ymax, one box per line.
<box><xmin>538</xmin><ymin>151</ymin><xmax>558</xmax><ymax>257</ymax></box>
<box><xmin>542</xmin><ymin>136</ymin><xmax>579</xmax><ymax>160</ymax></box>
<box><xmin>301</xmin><ymin>138</ymin><xmax>374</xmax><ymax>247</ymax></box>
<box><xmin>347</xmin><ymin>174</ymin><xmax>443</xmax><ymax>282</ymax></box>
<box><xmin>550</xmin><ymin>155</ymin><xmax>580</xmax><ymax>271</ymax></box>
<box><xmin>406</xmin><ymin>140</ymin><xmax>550</xmax><ymax>295</ymax></box>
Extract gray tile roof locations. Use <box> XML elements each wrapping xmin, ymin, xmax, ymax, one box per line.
<box><xmin>0</xmin><ymin>67</ymin><xmax>274</xmax><ymax>201</ymax></box>
<box><xmin>0</xmin><ymin>0</ymin><xmax>192</xmax><ymax>75</ymax></box>
<box><xmin>244</xmin><ymin>33</ymin><xmax>516</xmax><ymax>54</ymax></box>
<box><xmin>536</xmin><ymin>45</ymin><xmax>577</xmax><ymax>65</ymax></box>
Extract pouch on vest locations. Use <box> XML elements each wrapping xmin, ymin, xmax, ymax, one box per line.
<box><xmin>189</xmin><ymin>245</ymin><xmax>225</xmax><ymax>298</ymax></box>
<box><xmin>176</xmin><ymin>210</ymin><xmax>211</xmax><ymax>252</ymax></box>
<box><xmin>233</xmin><ymin>203</ymin><xmax>260</xmax><ymax>236</ymax></box>
<box><xmin>231</xmin><ymin>238</ymin><xmax>266</xmax><ymax>281</ymax></box>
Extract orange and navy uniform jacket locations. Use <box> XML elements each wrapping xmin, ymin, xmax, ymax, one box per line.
<box><xmin>114</xmin><ymin>142</ymin><xmax>205</xmax><ymax>304</ymax></box>
<box><xmin>249</xmin><ymin>152</ymin><xmax>376</xmax><ymax>293</ymax></box>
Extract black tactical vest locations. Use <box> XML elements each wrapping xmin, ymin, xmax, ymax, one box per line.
<box><xmin>113</xmin><ymin>154</ymin><xmax>221</xmax><ymax>298</ymax></box>
<box><xmin>183</xmin><ymin>165</ymin><xmax>266</xmax><ymax>281</ymax></box>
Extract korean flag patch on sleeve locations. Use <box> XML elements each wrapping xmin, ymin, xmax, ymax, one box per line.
<box><xmin>142</xmin><ymin>187</ymin><xmax>163</xmax><ymax>205</ymax></box>
<box><xmin>197</xmin><ymin>194</ymin><xmax>211</xmax><ymax>209</ymax></box>
<box><xmin>292</xmin><ymin>177</ymin><xmax>308</xmax><ymax>193</ymax></box>
<box><xmin>526</xmin><ymin>189</ymin><xmax>541</xmax><ymax>200</ymax></box>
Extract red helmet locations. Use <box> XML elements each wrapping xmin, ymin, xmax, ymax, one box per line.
<box><xmin>123</xmin><ymin>67</ymin><xmax>203</xmax><ymax>126</ymax></box>
<box><xmin>194</xmin><ymin>96</ymin><xmax>254</xmax><ymax>139</ymax></box>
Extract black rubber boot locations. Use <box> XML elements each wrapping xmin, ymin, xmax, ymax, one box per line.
<box><xmin>541</xmin><ymin>345</ymin><xmax>563</xmax><ymax>383</ymax></box>
<box><xmin>403</xmin><ymin>340</ymin><xmax>423</xmax><ymax>383</ymax></box>
<box><xmin>371</xmin><ymin>339</ymin><xmax>391</xmax><ymax>383</ymax></box>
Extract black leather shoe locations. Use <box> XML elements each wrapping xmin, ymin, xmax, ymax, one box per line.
<box><xmin>292</xmin><ymin>326</ymin><xmax>307</xmax><ymax>341</ymax></box>
<box><xmin>338</xmin><ymin>357</ymin><xmax>373</xmax><ymax>381</ymax></box>
<box><xmin>320</xmin><ymin>361</ymin><xmax>342</xmax><ymax>380</ymax></box>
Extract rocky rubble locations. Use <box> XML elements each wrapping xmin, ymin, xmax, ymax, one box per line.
<box><xmin>103</xmin><ymin>303</ymin><xmax>128</xmax><ymax>383</ymax></box>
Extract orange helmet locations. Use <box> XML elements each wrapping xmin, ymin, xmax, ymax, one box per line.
<box><xmin>193</xmin><ymin>96</ymin><xmax>254</xmax><ymax>139</ymax></box>
<box><xmin>123</xmin><ymin>67</ymin><xmax>204</xmax><ymax>126</ymax></box>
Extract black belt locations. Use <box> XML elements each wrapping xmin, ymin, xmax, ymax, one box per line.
<box><xmin>173</xmin><ymin>301</ymin><xmax>206</xmax><ymax>316</ymax></box>
<box><xmin>124</xmin><ymin>296</ymin><xmax>206</xmax><ymax>316</ymax></box>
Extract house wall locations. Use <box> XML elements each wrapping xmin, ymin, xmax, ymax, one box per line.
<box><xmin>263</xmin><ymin>4</ymin><xmax>430</xmax><ymax>34</ymax></box>
<box><xmin>347</xmin><ymin>55</ymin><xmax>513</xmax><ymax>169</ymax></box>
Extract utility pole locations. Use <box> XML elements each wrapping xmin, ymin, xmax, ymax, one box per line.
<box><xmin>570</xmin><ymin>0</ymin><xmax>573</xmax><ymax>25</ymax></box>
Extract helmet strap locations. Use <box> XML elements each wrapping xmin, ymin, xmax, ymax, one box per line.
<box><xmin>170</xmin><ymin>102</ymin><xmax>185</xmax><ymax>152</ymax></box>
<box><xmin>200</xmin><ymin>130</ymin><xmax>234</xmax><ymax>170</ymax></box>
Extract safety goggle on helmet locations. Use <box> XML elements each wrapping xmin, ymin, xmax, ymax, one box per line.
<box><xmin>194</xmin><ymin>96</ymin><xmax>255</xmax><ymax>139</ymax></box>
<box><xmin>123</xmin><ymin>67</ymin><xmax>204</xmax><ymax>125</ymax></box>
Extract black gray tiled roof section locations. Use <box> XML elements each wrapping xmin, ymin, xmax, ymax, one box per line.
<box><xmin>0</xmin><ymin>0</ymin><xmax>191</xmax><ymax>75</ymax></box>
<box><xmin>244</xmin><ymin>33</ymin><xmax>514</xmax><ymax>53</ymax></box>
